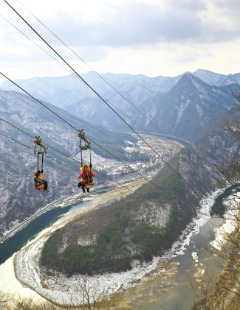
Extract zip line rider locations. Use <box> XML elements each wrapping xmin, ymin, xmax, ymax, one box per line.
<box><xmin>34</xmin><ymin>169</ymin><xmax>49</xmax><ymax>192</ymax></box>
<box><xmin>33</xmin><ymin>136</ymin><xmax>49</xmax><ymax>192</ymax></box>
<box><xmin>77</xmin><ymin>129</ymin><xmax>94</xmax><ymax>193</ymax></box>
<box><xmin>78</xmin><ymin>164</ymin><xmax>95</xmax><ymax>193</ymax></box>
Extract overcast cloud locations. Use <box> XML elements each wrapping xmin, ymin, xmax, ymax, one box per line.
<box><xmin>0</xmin><ymin>0</ymin><xmax>240</xmax><ymax>81</ymax></box>
<box><xmin>51</xmin><ymin>2</ymin><xmax>203</xmax><ymax>47</ymax></box>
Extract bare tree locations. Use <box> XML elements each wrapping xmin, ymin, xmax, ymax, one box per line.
<box><xmin>190</xmin><ymin>87</ymin><xmax>240</xmax><ymax>309</ymax></box>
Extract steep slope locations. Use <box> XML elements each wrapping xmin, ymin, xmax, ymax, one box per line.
<box><xmin>139</xmin><ymin>74</ymin><xmax>235</xmax><ymax>143</ymax></box>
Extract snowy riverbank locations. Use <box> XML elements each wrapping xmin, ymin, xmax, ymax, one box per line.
<box><xmin>4</xmin><ymin>187</ymin><xmax>237</xmax><ymax>308</ymax></box>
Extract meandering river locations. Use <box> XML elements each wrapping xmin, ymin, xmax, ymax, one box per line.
<box><xmin>0</xmin><ymin>185</ymin><xmax>238</xmax><ymax>309</ymax></box>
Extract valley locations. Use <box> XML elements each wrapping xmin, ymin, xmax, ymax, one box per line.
<box><xmin>1</xmin><ymin>172</ymin><xmax>238</xmax><ymax>309</ymax></box>
<box><xmin>1</xmin><ymin>69</ymin><xmax>240</xmax><ymax>309</ymax></box>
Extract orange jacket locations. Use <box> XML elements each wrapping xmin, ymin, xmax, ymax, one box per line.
<box><xmin>78</xmin><ymin>170</ymin><xmax>95</xmax><ymax>184</ymax></box>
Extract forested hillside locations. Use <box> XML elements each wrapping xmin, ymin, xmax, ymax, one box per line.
<box><xmin>40</xmin><ymin>157</ymin><xmax>188</xmax><ymax>274</ymax></box>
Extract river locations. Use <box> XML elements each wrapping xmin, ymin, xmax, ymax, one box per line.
<box><xmin>0</xmin><ymin>185</ymin><xmax>238</xmax><ymax>309</ymax></box>
<box><xmin>114</xmin><ymin>186</ymin><xmax>238</xmax><ymax>309</ymax></box>
<box><xmin>114</xmin><ymin>216</ymin><xmax>225</xmax><ymax>310</ymax></box>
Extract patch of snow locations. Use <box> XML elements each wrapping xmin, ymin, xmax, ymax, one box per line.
<box><xmin>210</xmin><ymin>194</ymin><xmax>240</xmax><ymax>250</ymax></box>
<box><xmin>176</xmin><ymin>99</ymin><xmax>190</xmax><ymax>124</ymax></box>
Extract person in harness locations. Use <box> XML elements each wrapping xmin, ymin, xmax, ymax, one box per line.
<box><xmin>34</xmin><ymin>169</ymin><xmax>49</xmax><ymax>192</ymax></box>
<box><xmin>78</xmin><ymin>164</ymin><xmax>95</xmax><ymax>193</ymax></box>
<box><xmin>33</xmin><ymin>136</ymin><xmax>49</xmax><ymax>192</ymax></box>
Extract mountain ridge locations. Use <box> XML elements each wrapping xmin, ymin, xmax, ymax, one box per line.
<box><xmin>0</xmin><ymin>69</ymin><xmax>238</xmax><ymax>135</ymax></box>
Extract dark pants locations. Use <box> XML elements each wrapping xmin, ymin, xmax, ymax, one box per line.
<box><xmin>44</xmin><ymin>181</ymin><xmax>48</xmax><ymax>190</ymax></box>
<box><xmin>78</xmin><ymin>182</ymin><xmax>89</xmax><ymax>193</ymax></box>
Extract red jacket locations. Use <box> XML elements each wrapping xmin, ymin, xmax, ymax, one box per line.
<box><xmin>78</xmin><ymin>170</ymin><xmax>95</xmax><ymax>184</ymax></box>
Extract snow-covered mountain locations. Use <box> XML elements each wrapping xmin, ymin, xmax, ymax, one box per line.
<box><xmin>137</xmin><ymin>74</ymin><xmax>235</xmax><ymax>143</ymax></box>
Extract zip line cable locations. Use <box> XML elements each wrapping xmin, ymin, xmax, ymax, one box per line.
<box><xmin>0</xmin><ymin>12</ymin><xmax>219</xmax><ymax>215</ymax></box>
<box><xmin>7</xmin><ymin>0</ymin><xmax>232</xmax><ymax>180</ymax></box>
<box><xmin>0</xmin><ymin>3</ymin><xmax>233</xmax><ymax>240</ymax></box>
<box><xmin>1</xmin><ymin>1</ymin><xmax>198</xmax><ymax>198</ymax></box>
<box><xmin>1</xmin><ymin>3</ymin><xmax>233</xmax><ymax>228</ymax></box>
<box><xmin>2</xmin><ymin>0</ymin><xmax>216</xmax><ymax>211</ymax></box>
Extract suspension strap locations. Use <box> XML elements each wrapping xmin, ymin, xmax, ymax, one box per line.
<box><xmin>89</xmin><ymin>146</ymin><xmax>92</xmax><ymax>174</ymax></box>
<box><xmin>37</xmin><ymin>152</ymin><xmax>39</xmax><ymax>170</ymax></box>
<box><xmin>33</xmin><ymin>136</ymin><xmax>47</xmax><ymax>171</ymax></box>
<box><xmin>80</xmin><ymin>140</ymin><xmax>83</xmax><ymax>167</ymax></box>
<box><xmin>42</xmin><ymin>152</ymin><xmax>44</xmax><ymax>170</ymax></box>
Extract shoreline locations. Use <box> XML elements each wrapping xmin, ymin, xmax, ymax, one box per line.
<box><xmin>11</xmin><ymin>187</ymin><xmax>227</xmax><ymax>308</ymax></box>
<box><xmin>10</xmin><ymin>181</ymin><xmax>148</xmax><ymax>303</ymax></box>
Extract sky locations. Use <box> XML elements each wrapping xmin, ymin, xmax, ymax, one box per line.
<box><xmin>1</xmin><ymin>0</ymin><xmax>240</xmax><ymax>83</ymax></box>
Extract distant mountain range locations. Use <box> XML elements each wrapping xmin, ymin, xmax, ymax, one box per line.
<box><xmin>1</xmin><ymin>69</ymin><xmax>238</xmax><ymax>143</ymax></box>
